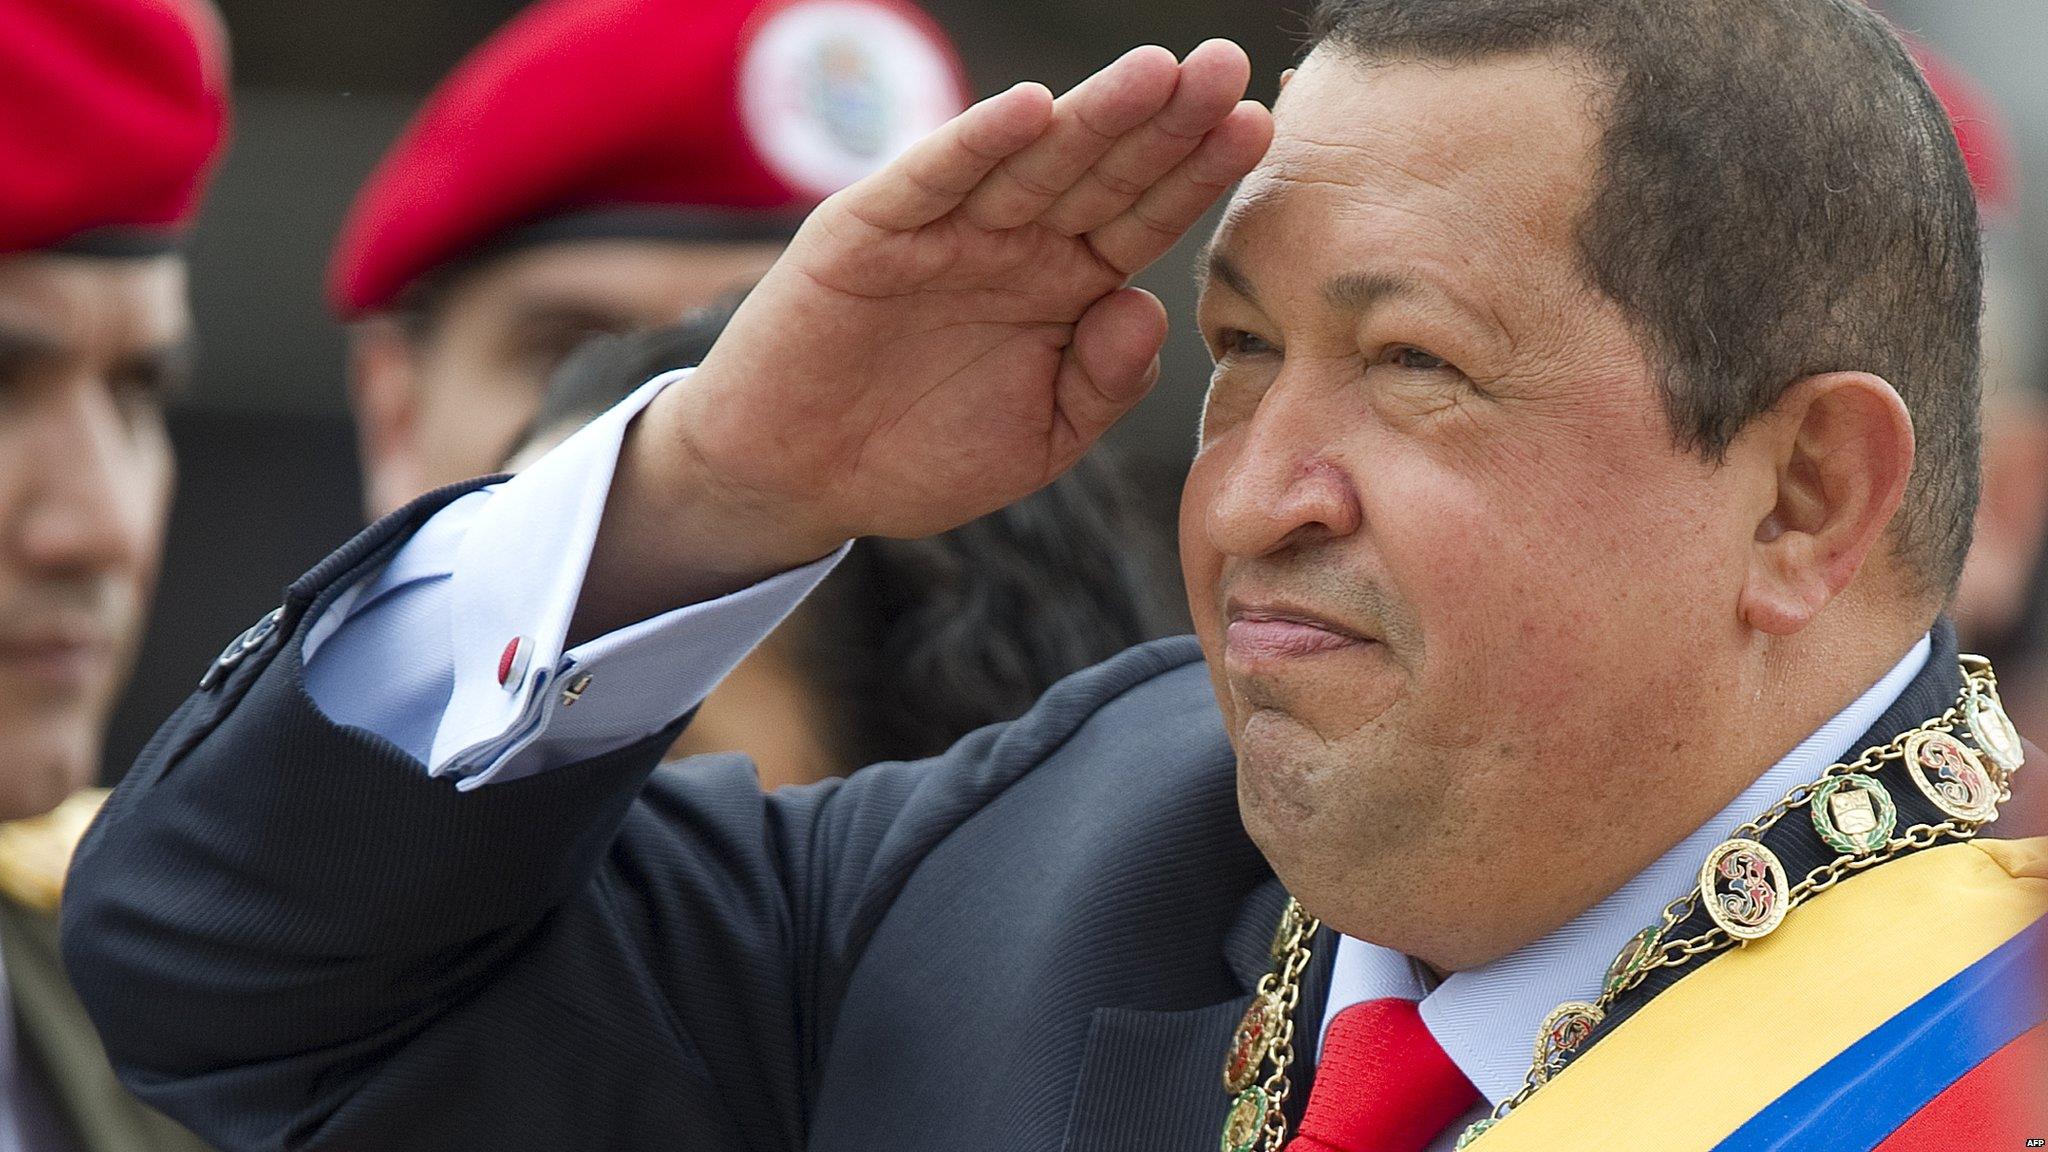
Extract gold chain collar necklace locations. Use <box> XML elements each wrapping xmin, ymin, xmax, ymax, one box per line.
<box><xmin>1218</xmin><ymin>655</ymin><xmax>2023</xmax><ymax>1152</ymax></box>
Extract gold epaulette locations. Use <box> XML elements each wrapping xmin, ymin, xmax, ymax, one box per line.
<box><xmin>0</xmin><ymin>788</ymin><xmax>110</xmax><ymax>913</ymax></box>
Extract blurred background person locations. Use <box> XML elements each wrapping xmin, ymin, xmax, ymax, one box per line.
<box><xmin>327</xmin><ymin>0</ymin><xmax>1186</xmax><ymax>790</ymax></box>
<box><xmin>328</xmin><ymin>0</ymin><xmax>971</xmax><ymax>519</ymax></box>
<box><xmin>507</xmin><ymin>298</ymin><xmax>1185</xmax><ymax>786</ymax></box>
<box><xmin>98</xmin><ymin>1</ymin><xmax>1315</xmax><ymax>778</ymax></box>
<box><xmin>0</xmin><ymin>0</ymin><xmax>226</xmax><ymax>1147</ymax></box>
<box><xmin>1914</xmin><ymin>48</ymin><xmax>2048</xmax><ymax>834</ymax></box>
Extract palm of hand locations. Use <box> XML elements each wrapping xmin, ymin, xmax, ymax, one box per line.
<box><xmin>676</xmin><ymin>41</ymin><xmax>1271</xmax><ymax>546</ymax></box>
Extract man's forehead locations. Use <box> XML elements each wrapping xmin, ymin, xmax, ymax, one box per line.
<box><xmin>1205</xmin><ymin>50</ymin><xmax>1604</xmax><ymax>280</ymax></box>
<box><xmin>0</xmin><ymin>254</ymin><xmax>190</xmax><ymax>353</ymax></box>
<box><xmin>1271</xmin><ymin>46</ymin><xmax>1603</xmax><ymax>163</ymax></box>
<box><xmin>447</xmin><ymin>238</ymin><xmax>779</xmax><ymax>327</ymax></box>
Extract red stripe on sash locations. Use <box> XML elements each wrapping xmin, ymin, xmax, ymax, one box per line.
<box><xmin>1872</xmin><ymin>1022</ymin><xmax>2048</xmax><ymax>1151</ymax></box>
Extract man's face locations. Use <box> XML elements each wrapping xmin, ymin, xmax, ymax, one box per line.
<box><xmin>0</xmin><ymin>254</ymin><xmax>182</xmax><ymax>820</ymax></box>
<box><xmin>1953</xmin><ymin>251</ymin><xmax>2048</xmax><ymax>648</ymax></box>
<box><xmin>351</xmin><ymin>238</ymin><xmax>782</xmax><ymax>518</ymax></box>
<box><xmin>1183</xmin><ymin>52</ymin><xmax>1761</xmax><ymax>966</ymax></box>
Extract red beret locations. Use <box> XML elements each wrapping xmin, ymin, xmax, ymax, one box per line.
<box><xmin>0</xmin><ymin>0</ymin><xmax>229</xmax><ymax>255</ymax></box>
<box><xmin>329</xmin><ymin>0</ymin><xmax>968</xmax><ymax>317</ymax></box>
<box><xmin>1912</xmin><ymin>45</ymin><xmax>2021</xmax><ymax>226</ymax></box>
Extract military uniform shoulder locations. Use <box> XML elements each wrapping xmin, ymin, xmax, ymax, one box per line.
<box><xmin>0</xmin><ymin>788</ymin><xmax>110</xmax><ymax>914</ymax></box>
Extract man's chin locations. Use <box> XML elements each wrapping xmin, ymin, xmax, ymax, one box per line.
<box><xmin>1232</xmin><ymin>720</ymin><xmax>1364</xmax><ymax>896</ymax></box>
<box><xmin>1232</xmin><ymin>709</ymin><xmax>1327</xmax><ymax>811</ymax></box>
<box><xmin>0</xmin><ymin>728</ymin><xmax>101</xmax><ymax>822</ymax></box>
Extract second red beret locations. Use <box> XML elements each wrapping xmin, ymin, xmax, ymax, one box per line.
<box><xmin>329</xmin><ymin>0</ymin><xmax>969</xmax><ymax>317</ymax></box>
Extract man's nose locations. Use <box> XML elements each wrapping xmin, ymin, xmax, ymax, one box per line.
<box><xmin>1203</xmin><ymin>378</ymin><xmax>1363</xmax><ymax>559</ymax></box>
<box><xmin>11</xmin><ymin>382</ymin><xmax>153</xmax><ymax>575</ymax></box>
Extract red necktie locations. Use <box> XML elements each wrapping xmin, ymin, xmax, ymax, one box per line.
<box><xmin>1288</xmin><ymin>998</ymin><xmax>1480</xmax><ymax>1152</ymax></box>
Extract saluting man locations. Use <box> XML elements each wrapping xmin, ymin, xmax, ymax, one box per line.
<box><xmin>63</xmin><ymin>1</ymin><xmax>2048</xmax><ymax>1150</ymax></box>
<box><xmin>0</xmin><ymin>1</ymin><xmax>227</xmax><ymax>1148</ymax></box>
<box><xmin>328</xmin><ymin>0</ymin><xmax>968</xmax><ymax>519</ymax></box>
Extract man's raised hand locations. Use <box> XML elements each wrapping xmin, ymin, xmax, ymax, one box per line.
<box><xmin>583</xmin><ymin>43</ymin><xmax>1269</xmax><ymax>632</ymax></box>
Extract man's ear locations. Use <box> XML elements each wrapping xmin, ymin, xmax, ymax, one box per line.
<box><xmin>347</xmin><ymin>317</ymin><xmax>425</xmax><ymax>521</ymax></box>
<box><xmin>1279</xmin><ymin>67</ymin><xmax>1297</xmax><ymax>90</ymax></box>
<box><xmin>1737</xmin><ymin>372</ymin><xmax>1916</xmax><ymax>636</ymax></box>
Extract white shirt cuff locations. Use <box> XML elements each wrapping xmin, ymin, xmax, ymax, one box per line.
<box><xmin>301</xmin><ymin>368</ymin><xmax>847</xmax><ymax>788</ymax></box>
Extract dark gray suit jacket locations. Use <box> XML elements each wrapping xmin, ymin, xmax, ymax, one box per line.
<box><xmin>61</xmin><ymin>482</ymin><xmax>1330</xmax><ymax>1152</ymax></box>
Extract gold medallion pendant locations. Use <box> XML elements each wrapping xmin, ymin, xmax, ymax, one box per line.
<box><xmin>1601</xmin><ymin>925</ymin><xmax>1661</xmax><ymax>998</ymax></box>
<box><xmin>1455</xmin><ymin>1118</ymin><xmax>1497</xmax><ymax>1149</ymax></box>
<box><xmin>1220</xmin><ymin>1087</ymin><xmax>1268</xmax><ymax>1152</ymax></box>
<box><xmin>1809</xmin><ymin>773</ymin><xmax>1897</xmax><ymax>855</ymax></box>
<box><xmin>1268</xmin><ymin>898</ymin><xmax>1310</xmax><ymax>964</ymax></box>
<box><xmin>1529</xmin><ymin>1001</ymin><xmax>1604</xmax><ymax>1084</ymax></box>
<box><xmin>1699</xmin><ymin>838</ymin><xmax>1790</xmax><ymax>941</ymax></box>
<box><xmin>1219</xmin><ymin>898</ymin><xmax>1321</xmax><ymax>1152</ymax></box>
<box><xmin>1964</xmin><ymin>690</ymin><xmax>2025</xmax><ymax>779</ymax></box>
<box><xmin>1454</xmin><ymin>656</ymin><xmax>2020</xmax><ymax>1151</ymax></box>
<box><xmin>1223</xmin><ymin>995</ymin><xmax>1281</xmax><ymax>1095</ymax></box>
<box><xmin>1902</xmin><ymin>730</ymin><xmax>2000</xmax><ymax>824</ymax></box>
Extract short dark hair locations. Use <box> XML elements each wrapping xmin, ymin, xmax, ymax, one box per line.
<box><xmin>1309</xmin><ymin>0</ymin><xmax>1984</xmax><ymax>594</ymax></box>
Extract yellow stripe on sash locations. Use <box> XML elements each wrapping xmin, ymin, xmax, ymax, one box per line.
<box><xmin>1474</xmin><ymin>838</ymin><xmax>2048</xmax><ymax>1152</ymax></box>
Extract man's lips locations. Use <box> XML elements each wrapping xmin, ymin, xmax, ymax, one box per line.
<box><xmin>0</xmin><ymin>634</ymin><xmax>115</xmax><ymax>685</ymax></box>
<box><xmin>1224</xmin><ymin>605</ymin><xmax>1373</xmax><ymax>664</ymax></box>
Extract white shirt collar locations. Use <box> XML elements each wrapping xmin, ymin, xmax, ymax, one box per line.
<box><xmin>1317</xmin><ymin>633</ymin><xmax>1933</xmax><ymax>1103</ymax></box>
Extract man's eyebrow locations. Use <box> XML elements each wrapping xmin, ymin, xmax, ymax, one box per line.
<box><xmin>0</xmin><ymin>324</ymin><xmax>67</xmax><ymax>368</ymax></box>
<box><xmin>116</xmin><ymin>335</ymin><xmax>198</xmax><ymax>398</ymax></box>
<box><xmin>1323</xmin><ymin>271</ymin><xmax>1425</xmax><ymax>314</ymax></box>
<box><xmin>508</xmin><ymin>298</ymin><xmax>640</xmax><ymax>337</ymax></box>
<box><xmin>1194</xmin><ymin>247</ymin><xmax>1259</xmax><ymax>304</ymax></box>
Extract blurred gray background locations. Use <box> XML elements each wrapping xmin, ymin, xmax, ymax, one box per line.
<box><xmin>104</xmin><ymin>0</ymin><xmax>2048</xmax><ymax>769</ymax></box>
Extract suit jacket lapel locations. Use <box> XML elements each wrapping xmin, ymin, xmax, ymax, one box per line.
<box><xmin>1060</xmin><ymin>877</ymin><xmax>1336</xmax><ymax>1152</ymax></box>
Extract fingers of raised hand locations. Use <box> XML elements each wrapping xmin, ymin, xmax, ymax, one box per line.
<box><xmin>1086</xmin><ymin>100</ymin><xmax>1273</xmax><ymax>276</ymax></box>
<box><xmin>829</xmin><ymin>41</ymin><xmax>1266</xmax><ymax>277</ymax></box>
<box><xmin>837</xmin><ymin>81</ymin><xmax>1055</xmax><ymax>233</ymax></box>
<box><xmin>1040</xmin><ymin>39</ymin><xmax>1254</xmax><ymax>237</ymax></box>
<box><xmin>960</xmin><ymin>45</ymin><xmax>1181</xmax><ymax>231</ymax></box>
<box><xmin>1047</xmin><ymin>286</ymin><xmax>1168</xmax><ymax>469</ymax></box>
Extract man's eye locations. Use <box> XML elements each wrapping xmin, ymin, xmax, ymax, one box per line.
<box><xmin>1217</xmin><ymin>329</ymin><xmax>1277</xmax><ymax>358</ymax></box>
<box><xmin>1384</xmin><ymin>345</ymin><xmax>1450</xmax><ymax>371</ymax></box>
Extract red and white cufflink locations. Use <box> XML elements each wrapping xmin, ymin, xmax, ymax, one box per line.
<box><xmin>497</xmin><ymin>636</ymin><xmax>532</xmax><ymax>691</ymax></box>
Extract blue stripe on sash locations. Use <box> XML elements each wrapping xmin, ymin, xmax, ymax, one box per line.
<box><xmin>1711</xmin><ymin>917</ymin><xmax>2046</xmax><ymax>1152</ymax></box>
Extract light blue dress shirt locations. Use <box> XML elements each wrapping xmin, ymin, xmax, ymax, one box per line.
<box><xmin>303</xmin><ymin>371</ymin><xmax>845</xmax><ymax>789</ymax></box>
<box><xmin>300</xmin><ymin>374</ymin><xmax>1929</xmax><ymax>1150</ymax></box>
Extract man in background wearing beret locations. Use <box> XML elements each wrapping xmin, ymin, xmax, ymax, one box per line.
<box><xmin>65</xmin><ymin>1</ymin><xmax>2048</xmax><ymax>1149</ymax></box>
<box><xmin>329</xmin><ymin>0</ymin><xmax>969</xmax><ymax>520</ymax></box>
<box><xmin>0</xmin><ymin>1</ymin><xmax>226</xmax><ymax>1148</ymax></box>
